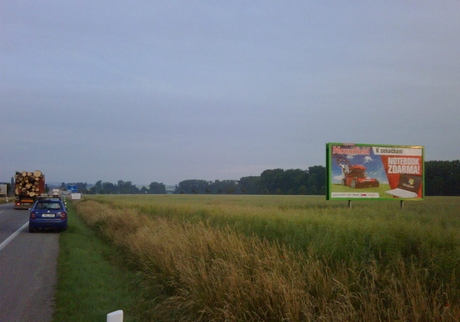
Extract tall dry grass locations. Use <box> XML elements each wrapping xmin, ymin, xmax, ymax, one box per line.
<box><xmin>73</xmin><ymin>196</ymin><xmax>460</xmax><ymax>321</ymax></box>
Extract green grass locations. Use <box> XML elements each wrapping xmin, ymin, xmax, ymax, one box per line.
<box><xmin>0</xmin><ymin>198</ymin><xmax>13</xmax><ymax>205</ymax></box>
<box><xmin>53</xmin><ymin>202</ymin><xmax>144</xmax><ymax>322</ymax></box>
<box><xmin>79</xmin><ymin>195</ymin><xmax>460</xmax><ymax>274</ymax></box>
<box><xmin>90</xmin><ymin>194</ymin><xmax>459</xmax><ymax>265</ymax></box>
<box><xmin>54</xmin><ymin>195</ymin><xmax>460</xmax><ymax>321</ymax></box>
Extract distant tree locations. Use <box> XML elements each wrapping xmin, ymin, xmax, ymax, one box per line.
<box><xmin>86</xmin><ymin>180</ymin><xmax>142</xmax><ymax>194</ymax></box>
<box><xmin>77</xmin><ymin>182</ymin><xmax>88</xmax><ymax>193</ymax></box>
<box><xmin>285</xmin><ymin>169</ymin><xmax>308</xmax><ymax>194</ymax></box>
<box><xmin>260</xmin><ymin>169</ymin><xmax>285</xmax><ymax>194</ymax></box>
<box><xmin>173</xmin><ymin>179</ymin><xmax>238</xmax><ymax>194</ymax></box>
<box><xmin>148</xmin><ymin>182</ymin><xmax>166</xmax><ymax>194</ymax></box>
<box><xmin>93</xmin><ymin>180</ymin><xmax>103</xmax><ymax>194</ymax></box>
<box><xmin>307</xmin><ymin>165</ymin><xmax>326</xmax><ymax>195</ymax></box>
<box><xmin>117</xmin><ymin>180</ymin><xmax>127</xmax><ymax>194</ymax></box>
<box><xmin>115</xmin><ymin>180</ymin><xmax>138</xmax><ymax>194</ymax></box>
<box><xmin>102</xmin><ymin>182</ymin><xmax>116</xmax><ymax>194</ymax></box>
<box><xmin>425</xmin><ymin>160</ymin><xmax>460</xmax><ymax>196</ymax></box>
<box><xmin>445</xmin><ymin>160</ymin><xmax>460</xmax><ymax>195</ymax></box>
<box><xmin>174</xmin><ymin>180</ymin><xmax>209</xmax><ymax>194</ymax></box>
<box><xmin>238</xmin><ymin>176</ymin><xmax>261</xmax><ymax>194</ymax></box>
<box><xmin>259</xmin><ymin>167</ymin><xmax>325</xmax><ymax>195</ymax></box>
<box><xmin>298</xmin><ymin>185</ymin><xmax>307</xmax><ymax>195</ymax></box>
<box><xmin>209</xmin><ymin>180</ymin><xmax>239</xmax><ymax>194</ymax></box>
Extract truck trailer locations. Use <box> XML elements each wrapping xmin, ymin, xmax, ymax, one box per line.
<box><xmin>14</xmin><ymin>170</ymin><xmax>46</xmax><ymax>209</ymax></box>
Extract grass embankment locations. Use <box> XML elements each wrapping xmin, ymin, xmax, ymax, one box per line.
<box><xmin>69</xmin><ymin>195</ymin><xmax>459</xmax><ymax>321</ymax></box>
<box><xmin>53</xmin><ymin>202</ymin><xmax>143</xmax><ymax>322</ymax></box>
<box><xmin>0</xmin><ymin>198</ymin><xmax>12</xmax><ymax>205</ymax></box>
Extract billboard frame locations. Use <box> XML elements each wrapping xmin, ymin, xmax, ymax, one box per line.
<box><xmin>326</xmin><ymin>142</ymin><xmax>424</xmax><ymax>201</ymax></box>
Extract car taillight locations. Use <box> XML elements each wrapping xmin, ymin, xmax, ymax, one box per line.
<box><xmin>30</xmin><ymin>212</ymin><xmax>36</xmax><ymax>219</ymax></box>
<box><xmin>59</xmin><ymin>211</ymin><xmax>67</xmax><ymax>220</ymax></box>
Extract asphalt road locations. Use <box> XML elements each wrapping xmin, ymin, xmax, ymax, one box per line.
<box><xmin>0</xmin><ymin>203</ymin><xmax>59</xmax><ymax>322</ymax></box>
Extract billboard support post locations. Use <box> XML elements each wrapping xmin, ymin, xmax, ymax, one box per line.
<box><xmin>348</xmin><ymin>200</ymin><xmax>352</xmax><ymax>209</ymax></box>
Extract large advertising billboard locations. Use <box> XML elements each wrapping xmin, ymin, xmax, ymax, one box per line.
<box><xmin>326</xmin><ymin>143</ymin><xmax>424</xmax><ymax>200</ymax></box>
<box><xmin>0</xmin><ymin>183</ymin><xmax>7</xmax><ymax>196</ymax></box>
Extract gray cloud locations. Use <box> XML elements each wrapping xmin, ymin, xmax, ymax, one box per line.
<box><xmin>1</xmin><ymin>1</ymin><xmax>459</xmax><ymax>185</ymax></box>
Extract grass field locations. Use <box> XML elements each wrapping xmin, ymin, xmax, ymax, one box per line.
<box><xmin>62</xmin><ymin>195</ymin><xmax>460</xmax><ymax>321</ymax></box>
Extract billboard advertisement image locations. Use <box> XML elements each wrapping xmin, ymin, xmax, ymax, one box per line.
<box><xmin>326</xmin><ymin>143</ymin><xmax>424</xmax><ymax>200</ymax></box>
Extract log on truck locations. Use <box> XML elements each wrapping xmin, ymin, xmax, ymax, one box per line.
<box><xmin>14</xmin><ymin>170</ymin><xmax>46</xmax><ymax>209</ymax></box>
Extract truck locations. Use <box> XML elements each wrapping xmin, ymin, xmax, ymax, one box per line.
<box><xmin>336</xmin><ymin>156</ymin><xmax>379</xmax><ymax>188</ymax></box>
<box><xmin>14</xmin><ymin>170</ymin><xmax>46</xmax><ymax>209</ymax></box>
<box><xmin>51</xmin><ymin>188</ymin><xmax>61</xmax><ymax>197</ymax></box>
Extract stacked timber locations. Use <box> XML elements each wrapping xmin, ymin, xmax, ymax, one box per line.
<box><xmin>14</xmin><ymin>170</ymin><xmax>44</xmax><ymax>197</ymax></box>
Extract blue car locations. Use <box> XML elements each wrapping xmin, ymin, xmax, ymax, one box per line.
<box><xmin>29</xmin><ymin>197</ymin><xmax>68</xmax><ymax>232</ymax></box>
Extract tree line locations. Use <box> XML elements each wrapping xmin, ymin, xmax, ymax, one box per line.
<box><xmin>425</xmin><ymin>160</ymin><xmax>460</xmax><ymax>196</ymax></box>
<box><xmin>61</xmin><ymin>180</ymin><xmax>167</xmax><ymax>195</ymax></box>
<box><xmin>173</xmin><ymin>166</ymin><xmax>326</xmax><ymax>195</ymax></box>
<box><xmin>52</xmin><ymin>160</ymin><xmax>459</xmax><ymax>196</ymax></box>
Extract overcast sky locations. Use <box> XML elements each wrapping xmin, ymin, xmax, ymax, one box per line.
<box><xmin>1</xmin><ymin>1</ymin><xmax>459</xmax><ymax>186</ymax></box>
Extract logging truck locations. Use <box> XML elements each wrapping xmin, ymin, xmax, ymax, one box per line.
<box><xmin>14</xmin><ymin>170</ymin><xmax>46</xmax><ymax>209</ymax></box>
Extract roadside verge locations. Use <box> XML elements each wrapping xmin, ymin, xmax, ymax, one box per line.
<box><xmin>52</xmin><ymin>202</ymin><xmax>143</xmax><ymax>322</ymax></box>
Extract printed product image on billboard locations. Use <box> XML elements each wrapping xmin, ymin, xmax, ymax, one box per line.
<box><xmin>326</xmin><ymin>143</ymin><xmax>424</xmax><ymax>200</ymax></box>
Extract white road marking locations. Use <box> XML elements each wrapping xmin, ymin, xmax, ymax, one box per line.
<box><xmin>0</xmin><ymin>222</ymin><xmax>29</xmax><ymax>252</ymax></box>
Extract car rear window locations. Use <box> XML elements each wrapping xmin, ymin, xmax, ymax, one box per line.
<box><xmin>37</xmin><ymin>202</ymin><xmax>62</xmax><ymax>210</ymax></box>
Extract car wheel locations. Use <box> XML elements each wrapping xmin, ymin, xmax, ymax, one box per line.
<box><xmin>29</xmin><ymin>226</ymin><xmax>35</xmax><ymax>233</ymax></box>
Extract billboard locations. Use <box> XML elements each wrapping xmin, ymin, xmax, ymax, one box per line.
<box><xmin>326</xmin><ymin>143</ymin><xmax>424</xmax><ymax>200</ymax></box>
<box><xmin>0</xmin><ymin>183</ymin><xmax>7</xmax><ymax>196</ymax></box>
